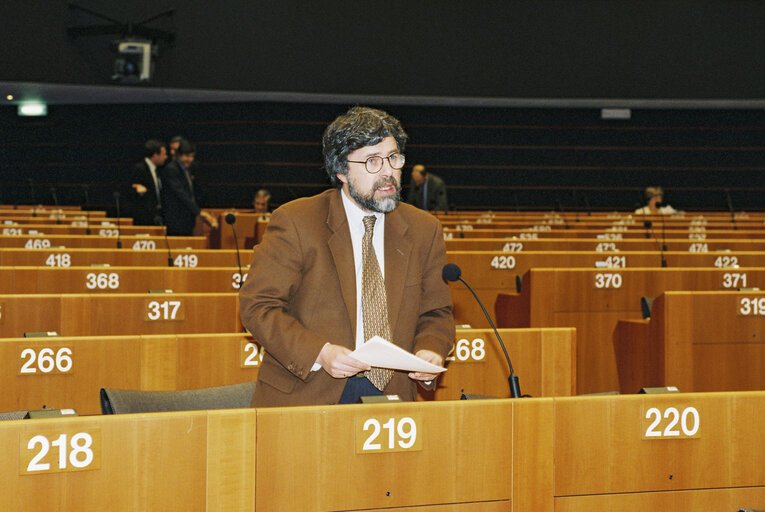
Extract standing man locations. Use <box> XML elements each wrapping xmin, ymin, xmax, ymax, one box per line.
<box><xmin>160</xmin><ymin>139</ymin><xmax>218</xmax><ymax>235</ymax></box>
<box><xmin>408</xmin><ymin>164</ymin><xmax>449</xmax><ymax>212</ymax></box>
<box><xmin>240</xmin><ymin>106</ymin><xmax>454</xmax><ymax>407</ymax></box>
<box><xmin>130</xmin><ymin>139</ymin><xmax>166</xmax><ymax>225</ymax></box>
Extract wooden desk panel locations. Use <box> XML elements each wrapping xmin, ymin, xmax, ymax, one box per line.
<box><xmin>614</xmin><ymin>291</ymin><xmax>765</xmax><ymax>393</ymax></box>
<box><xmin>0</xmin><ymin>293</ymin><xmax>242</xmax><ymax>338</ymax></box>
<box><xmin>0</xmin><ymin>247</ymin><xmax>242</xmax><ymax>267</ymax></box>
<box><xmin>0</xmin><ymin>410</ymin><xmax>256</xmax><ymax>511</ymax></box>
<box><xmin>446</xmin><ymin>236</ymin><xmax>765</xmax><ymax>253</ymax></box>
<box><xmin>254</xmin><ymin>400</ymin><xmax>543</xmax><ymax>511</ymax></box>
<box><xmin>1</xmin><ymin>328</ymin><xmax>570</xmax><ymax>415</ymax></box>
<box><xmin>447</xmin><ymin>249</ymin><xmax>765</xmax><ymax>328</ymax></box>
<box><xmin>0</xmin><ymin>234</ymin><xmax>206</xmax><ymax>249</ymax></box>
<box><xmin>1</xmin><ymin>223</ymin><xmax>162</xmax><ymax>236</ymax></box>
<box><xmin>496</xmin><ymin>268</ymin><xmax>765</xmax><ymax>394</ymax></box>
<box><xmin>0</xmin><ymin>334</ymin><xmax>260</xmax><ymax>415</ymax></box>
<box><xmin>554</xmin><ymin>392</ymin><xmax>765</xmax><ymax>501</ymax></box>
<box><xmin>422</xmin><ymin>328</ymin><xmax>575</xmax><ymax>400</ymax></box>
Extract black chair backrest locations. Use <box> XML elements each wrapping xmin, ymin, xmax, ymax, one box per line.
<box><xmin>100</xmin><ymin>381</ymin><xmax>256</xmax><ymax>414</ymax></box>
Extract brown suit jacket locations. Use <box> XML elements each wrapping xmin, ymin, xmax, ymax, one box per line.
<box><xmin>239</xmin><ymin>188</ymin><xmax>455</xmax><ymax>407</ymax></box>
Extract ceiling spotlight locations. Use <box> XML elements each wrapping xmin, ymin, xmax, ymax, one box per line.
<box><xmin>6</xmin><ymin>94</ymin><xmax>14</xmax><ymax>101</ymax></box>
<box><xmin>18</xmin><ymin>103</ymin><xmax>48</xmax><ymax>117</ymax></box>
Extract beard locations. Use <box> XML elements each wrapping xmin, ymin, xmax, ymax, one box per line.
<box><xmin>347</xmin><ymin>174</ymin><xmax>401</xmax><ymax>213</ymax></box>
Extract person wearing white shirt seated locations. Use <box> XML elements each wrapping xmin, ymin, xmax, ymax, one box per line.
<box><xmin>634</xmin><ymin>186</ymin><xmax>677</xmax><ymax>215</ymax></box>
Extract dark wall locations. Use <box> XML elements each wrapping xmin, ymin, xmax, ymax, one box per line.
<box><xmin>3</xmin><ymin>0</ymin><xmax>765</xmax><ymax>99</ymax></box>
<box><xmin>2</xmin><ymin>101</ymin><xmax>764</xmax><ymax>214</ymax></box>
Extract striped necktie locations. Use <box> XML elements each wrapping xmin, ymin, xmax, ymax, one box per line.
<box><xmin>361</xmin><ymin>215</ymin><xmax>394</xmax><ymax>391</ymax></box>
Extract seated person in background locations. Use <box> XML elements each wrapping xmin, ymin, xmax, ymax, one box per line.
<box><xmin>407</xmin><ymin>164</ymin><xmax>448</xmax><ymax>212</ymax></box>
<box><xmin>252</xmin><ymin>188</ymin><xmax>271</xmax><ymax>214</ymax></box>
<box><xmin>634</xmin><ymin>186</ymin><xmax>677</xmax><ymax>215</ymax></box>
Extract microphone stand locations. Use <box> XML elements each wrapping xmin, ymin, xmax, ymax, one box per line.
<box><xmin>644</xmin><ymin>220</ymin><xmax>667</xmax><ymax>267</ymax></box>
<box><xmin>113</xmin><ymin>192</ymin><xmax>122</xmax><ymax>248</ymax></box>
<box><xmin>225</xmin><ymin>213</ymin><xmax>244</xmax><ymax>284</ymax></box>
<box><xmin>444</xmin><ymin>264</ymin><xmax>522</xmax><ymax>398</ymax></box>
<box><xmin>82</xmin><ymin>185</ymin><xmax>91</xmax><ymax>235</ymax></box>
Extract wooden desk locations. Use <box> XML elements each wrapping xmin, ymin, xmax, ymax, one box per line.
<box><xmin>2</xmin><ymin>393</ymin><xmax>763</xmax><ymax>511</ymax></box>
<box><xmin>0</xmin><ymin>333</ymin><xmax>261</xmax><ymax>415</ymax></box>
<box><xmin>0</xmin><ymin>247</ymin><xmax>244</xmax><ymax>267</ymax></box>
<box><xmin>447</xmin><ymin>249</ymin><xmax>765</xmax><ymax>329</ymax></box>
<box><xmin>255</xmin><ymin>399</ymin><xmax>551</xmax><ymax>511</ymax></box>
<box><xmin>0</xmin><ymin>409</ymin><xmax>256</xmax><ymax>511</ymax></box>
<box><xmin>0</xmin><ymin>293</ymin><xmax>242</xmax><ymax>338</ymax></box>
<box><xmin>0</xmin><ymin>328</ymin><xmax>573</xmax><ymax>415</ymax></box>
<box><xmin>554</xmin><ymin>392</ymin><xmax>765</xmax><ymax>510</ymax></box>
<box><xmin>427</xmin><ymin>327</ymin><xmax>576</xmax><ymax>400</ymax></box>
<box><xmin>495</xmin><ymin>267</ymin><xmax>765</xmax><ymax>394</ymax></box>
<box><xmin>445</xmin><ymin>236</ymin><xmax>765</xmax><ymax>253</ymax></box>
<box><xmin>0</xmin><ymin>266</ymin><xmax>248</xmax><ymax>294</ymax></box>
<box><xmin>444</xmin><ymin>226</ymin><xmax>765</xmax><ymax>241</ymax></box>
<box><xmin>614</xmin><ymin>291</ymin><xmax>765</xmax><ymax>393</ymax></box>
<box><xmin>0</xmin><ymin>233</ymin><xmax>206</xmax><ymax>249</ymax></box>
<box><xmin>1</xmin><ymin>223</ymin><xmax>161</xmax><ymax>236</ymax></box>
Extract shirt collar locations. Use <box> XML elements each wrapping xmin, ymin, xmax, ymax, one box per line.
<box><xmin>340</xmin><ymin>187</ymin><xmax>384</xmax><ymax>229</ymax></box>
<box><xmin>144</xmin><ymin>157</ymin><xmax>157</xmax><ymax>174</ymax></box>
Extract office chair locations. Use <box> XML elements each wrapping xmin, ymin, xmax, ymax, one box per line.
<box><xmin>100</xmin><ymin>381</ymin><xmax>256</xmax><ymax>414</ymax></box>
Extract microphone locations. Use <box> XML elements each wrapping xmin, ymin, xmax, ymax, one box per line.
<box><xmin>155</xmin><ymin>215</ymin><xmax>173</xmax><ymax>267</ymax></box>
<box><xmin>27</xmin><ymin>178</ymin><xmax>36</xmax><ymax>208</ymax></box>
<box><xmin>555</xmin><ymin>199</ymin><xmax>570</xmax><ymax>229</ymax></box>
<box><xmin>82</xmin><ymin>185</ymin><xmax>91</xmax><ymax>234</ymax></box>
<box><xmin>580</xmin><ymin>192</ymin><xmax>592</xmax><ymax>217</ymax></box>
<box><xmin>225</xmin><ymin>213</ymin><xmax>244</xmax><ymax>284</ymax></box>
<box><xmin>643</xmin><ymin>220</ymin><xmax>667</xmax><ymax>267</ymax></box>
<box><xmin>113</xmin><ymin>192</ymin><xmax>122</xmax><ymax>249</ymax></box>
<box><xmin>442</xmin><ymin>263</ymin><xmax>522</xmax><ymax>398</ymax></box>
<box><xmin>50</xmin><ymin>187</ymin><xmax>61</xmax><ymax>224</ymax></box>
<box><xmin>724</xmin><ymin>189</ymin><xmax>737</xmax><ymax>230</ymax></box>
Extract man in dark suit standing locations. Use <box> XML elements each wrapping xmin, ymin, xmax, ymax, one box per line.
<box><xmin>159</xmin><ymin>139</ymin><xmax>218</xmax><ymax>235</ymax></box>
<box><xmin>407</xmin><ymin>164</ymin><xmax>449</xmax><ymax>212</ymax></box>
<box><xmin>130</xmin><ymin>139</ymin><xmax>167</xmax><ymax>226</ymax></box>
<box><xmin>240</xmin><ymin>107</ymin><xmax>454</xmax><ymax>407</ymax></box>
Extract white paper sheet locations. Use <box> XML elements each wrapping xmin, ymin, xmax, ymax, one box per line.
<box><xmin>350</xmin><ymin>336</ymin><xmax>446</xmax><ymax>373</ymax></box>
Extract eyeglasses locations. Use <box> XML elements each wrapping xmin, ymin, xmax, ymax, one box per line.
<box><xmin>347</xmin><ymin>152</ymin><xmax>406</xmax><ymax>174</ymax></box>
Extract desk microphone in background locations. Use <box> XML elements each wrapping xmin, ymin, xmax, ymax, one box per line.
<box><xmin>82</xmin><ymin>185</ymin><xmax>91</xmax><ymax>234</ymax></box>
<box><xmin>49</xmin><ymin>187</ymin><xmax>61</xmax><ymax>224</ymax></box>
<box><xmin>555</xmin><ymin>199</ymin><xmax>570</xmax><ymax>229</ymax></box>
<box><xmin>442</xmin><ymin>263</ymin><xmax>522</xmax><ymax>398</ymax></box>
<box><xmin>155</xmin><ymin>215</ymin><xmax>173</xmax><ymax>267</ymax></box>
<box><xmin>643</xmin><ymin>220</ymin><xmax>667</xmax><ymax>267</ymax></box>
<box><xmin>112</xmin><ymin>192</ymin><xmax>122</xmax><ymax>248</ymax></box>
<box><xmin>724</xmin><ymin>189</ymin><xmax>737</xmax><ymax>230</ymax></box>
<box><xmin>28</xmin><ymin>179</ymin><xmax>36</xmax><ymax>214</ymax></box>
<box><xmin>225</xmin><ymin>213</ymin><xmax>244</xmax><ymax>284</ymax></box>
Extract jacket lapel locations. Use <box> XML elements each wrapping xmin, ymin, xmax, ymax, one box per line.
<box><xmin>326</xmin><ymin>190</ymin><xmax>358</xmax><ymax>340</ymax></box>
<box><xmin>383</xmin><ymin>207</ymin><xmax>411</xmax><ymax>337</ymax></box>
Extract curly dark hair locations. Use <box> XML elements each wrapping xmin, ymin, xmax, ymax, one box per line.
<box><xmin>322</xmin><ymin>106</ymin><xmax>408</xmax><ymax>188</ymax></box>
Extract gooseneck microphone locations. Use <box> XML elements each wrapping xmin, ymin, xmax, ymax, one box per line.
<box><xmin>442</xmin><ymin>263</ymin><xmax>522</xmax><ymax>398</ymax></box>
<box><xmin>225</xmin><ymin>213</ymin><xmax>244</xmax><ymax>284</ymax></box>
<box><xmin>50</xmin><ymin>187</ymin><xmax>61</xmax><ymax>224</ymax></box>
<box><xmin>155</xmin><ymin>215</ymin><xmax>173</xmax><ymax>267</ymax></box>
<box><xmin>112</xmin><ymin>192</ymin><xmax>122</xmax><ymax>249</ymax></box>
<box><xmin>555</xmin><ymin>199</ymin><xmax>570</xmax><ymax>229</ymax></box>
<box><xmin>643</xmin><ymin>220</ymin><xmax>667</xmax><ymax>267</ymax></box>
<box><xmin>82</xmin><ymin>185</ymin><xmax>91</xmax><ymax>234</ymax></box>
<box><xmin>28</xmin><ymin>178</ymin><xmax>36</xmax><ymax>209</ymax></box>
<box><xmin>724</xmin><ymin>189</ymin><xmax>737</xmax><ymax>230</ymax></box>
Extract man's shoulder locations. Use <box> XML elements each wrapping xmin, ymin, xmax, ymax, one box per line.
<box><xmin>391</xmin><ymin>201</ymin><xmax>442</xmax><ymax>231</ymax></box>
<box><xmin>271</xmin><ymin>189</ymin><xmax>338</xmax><ymax>222</ymax></box>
